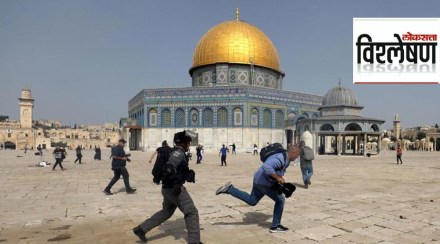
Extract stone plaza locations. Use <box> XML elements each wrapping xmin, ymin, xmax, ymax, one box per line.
<box><xmin>0</xmin><ymin>149</ymin><xmax>439</xmax><ymax>243</ymax></box>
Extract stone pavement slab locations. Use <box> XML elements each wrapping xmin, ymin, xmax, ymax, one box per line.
<box><xmin>0</xmin><ymin>149</ymin><xmax>439</xmax><ymax>243</ymax></box>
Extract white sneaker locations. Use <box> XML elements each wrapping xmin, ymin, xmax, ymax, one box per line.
<box><xmin>215</xmin><ymin>181</ymin><xmax>232</xmax><ymax>195</ymax></box>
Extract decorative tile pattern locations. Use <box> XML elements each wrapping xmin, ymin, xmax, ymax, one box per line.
<box><xmin>263</xmin><ymin>109</ymin><xmax>272</xmax><ymax>128</ymax></box>
<box><xmin>189</xmin><ymin>108</ymin><xmax>199</xmax><ymax>127</ymax></box>
<box><xmin>175</xmin><ymin>108</ymin><xmax>185</xmax><ymax>127</ymax></box>
<box><xmin>203</xmin><ymin>108</ymin><xmax>213</xmax><ymax>127</ymax></box>
<box><xmin>202</xmin><ymin>71</ymin><xmax>211</xmax><ymax>85</ymax></box>
<box><xmin>256</xmin><ymin>72</ymin><xmax>264</xmax><ymax>87</ymax></box>
<box><xmin>229</xmin><ymin>69</ymin><xmax>236</xmax><ymax>84</ymax></box>
<box><xmin>238</xmin><ymin>70</ymin><xmax>249</xmax><ymax>85</ymax></box>
<box><xmin>218</xmin><ymin>107</ymin><xmax>228</xmax><ymax>127</ymax></box>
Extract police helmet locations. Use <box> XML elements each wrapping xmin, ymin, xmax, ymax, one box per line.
<box><xmin>173</xmin><ymin>130</ymin><xmax>193</xmax><ymax>144</ymax></box>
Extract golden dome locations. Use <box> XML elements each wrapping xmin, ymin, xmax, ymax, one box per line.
<box><xmin>190</xmin><ymin>19</ymin><xmax>282</xmax><ymax>73</ymax></box>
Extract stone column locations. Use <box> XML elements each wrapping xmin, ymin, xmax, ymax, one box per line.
<box><xmin>141</xmin><ymin>128</ymin><xmax>146</xmax><ymax>151</ymax></box>
<box><xmin>363</xmin><ymin>133</ymin><xmax>367</xmax><ymax>157</ymax></box>
<box><xmin>377</xmin><ymin>134</ymin><xmax>382</xmax><ymax>155</ymax></box>
<box><xmin>125</xmin><ymin>128</ymin><xmax>130</xmax><ymax>152</ymax></box>
<box><xmin>337</xmin><ymin>134</ymin><xmax>342</xmax><ymax>156</ymax></box>
<box><xmin>354</xmin><ymin>135</ymin><xmax>358</xmax><ymax>155</ymax></box>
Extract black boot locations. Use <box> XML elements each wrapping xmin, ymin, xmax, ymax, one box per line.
<box><xmin>133</xmin><ymin>226</ymin><xmax>147</xmax><ymax>242</ymax></box>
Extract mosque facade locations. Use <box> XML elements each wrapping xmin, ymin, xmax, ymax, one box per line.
<box><xmin>124</xmin><ymin>11</ymin><xmax>323</xmax><ymax>152</ymax></box>
<box><xmin>124</xmin><ymin>10</ymin><xmax>386</xmax><ymax>154</ymax></box>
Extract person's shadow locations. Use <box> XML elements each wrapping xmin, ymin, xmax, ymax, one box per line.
<box><xmin>138</xmin><ymin>218</ymin><xmax>187</xmax><ymax>243</ymax></box>
<box><xmin>141</xmin><ymin>213</ymin><xmax>271</xmax><ymax>243</ymax></box>
<box><xmin>212</xmin><ymin>211</ymin><xmax>272</xmax><ymax>228</ymax></box>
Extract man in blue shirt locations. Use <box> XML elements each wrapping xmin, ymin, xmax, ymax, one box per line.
<box><xmin>216</xmin><ymin>144</ymin><xmax>300</xmax><ymax>233</ymax></box>
<box><xmin>219</xmin><ymin>144</ymin><xmax>228</xmax><ymax>166</ymax></box>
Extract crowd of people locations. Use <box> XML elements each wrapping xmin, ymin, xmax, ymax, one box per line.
<box><xmin>20</xmin><ymin>135</ymin><xmax>317</xmax><ymax>244</ymax></box>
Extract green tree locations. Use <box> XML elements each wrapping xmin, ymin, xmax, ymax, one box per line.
<box><xmin>391</xmin><ymin>135</ymin><xmax>397</xmax><ymax>142</ymax></box>
<box><xmin>416</xmin><ymin>131</ymin><xmax>426</xmax><ymax>140</ymax></box>
<box><xmin>435</xmin><ymin>123</ymin><xmax>439</xmax><ymax>129</ymax></box>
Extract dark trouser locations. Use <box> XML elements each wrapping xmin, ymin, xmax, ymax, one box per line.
<box><xmin>139</xmin><ymin>186</ymin><xmax>200</xmax><ymax>243</ymax></box>
<box><xmin>52</xmin><ymin>158</ymin><xmax>63</xmax><ymax>170</ymax></box>
<box><xmin>300</xmin><ymin>162</ymin><xmax>314</xmax><ymax>185</ymax></box>
<box><xmin>228</xmin><ymin>183</ymin><xmax>285</xmax><ymax>227</ymax></box>
<box><xmin>105</xmin><ymin>167</ymin><xmax>131</xmax><ymax>190</ymax></box>
<box><xmin>196</xmin><ymin>154</ymin><xmax>202</xmax><ymax>164</ymax></box>
<box><xmin>74</xmin><ymin>155</ymin><xmax>82</xmax><ymax>163</ymax></box>
<box><xmin>221</xmin><ymin>155</ymin><xmax>227</xmax><ymax>166</ymax></box>
<box><xmin>397</xmin><ymin>155</ymin><xmax>403</xmax><ymax>164</ymax></box>
<box><xmin>253</xmin><ymin>150</ymin><xmax>258</xmax><ymax>155</ymax></box>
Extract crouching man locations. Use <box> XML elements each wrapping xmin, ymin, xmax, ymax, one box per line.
<box><xmin>216</xmin><ymin>144</ymin><xmax>300</xmax><ymax>233</ymax></box>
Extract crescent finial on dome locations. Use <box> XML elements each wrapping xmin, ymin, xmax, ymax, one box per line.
<box><xmin>236</xmin><ymin>6</ymin><xmax>240</xmax><ymax>20</ymax></box>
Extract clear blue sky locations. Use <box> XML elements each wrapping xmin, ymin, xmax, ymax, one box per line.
<box><xmin>1</xmin><ymin>0</ymin><xmax>439</xmax><ymax>129</ymax></box>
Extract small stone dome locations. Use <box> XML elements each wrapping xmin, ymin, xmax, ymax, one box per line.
<box><xmin>322</xmin><ymin>85</ymin><xmax>359</xmax><ymax>107</ymax></box>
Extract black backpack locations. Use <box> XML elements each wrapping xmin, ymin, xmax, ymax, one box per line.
<box><xmin>260</xmin><ymin>143</ymin><xmax>286</xmax><ymax>163</ymax></box>
<box><xmin>151</xmin><ymin>146</ymin><xmax>172</xmax><ymax>184</ymax></box>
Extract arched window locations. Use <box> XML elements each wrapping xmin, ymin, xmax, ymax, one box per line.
<box><xmin>345</xmin><ymin>123</ymin><xmax>362</xmax><ymax>131</ymax></box>
<box><xmin>251</xmin><ymin>108</ymin><xmax>259</xmax><ymax>126</ymax></box>
<box><xmin>149</xmin><ymin>108</ymin><xmax>157</xmax><ymax>126</ymax></box>
<box><xmin>320</xmin><ymin>124</ymin><xmax>335</xmax><ymax>131</ymax></box>
<box><xmin>218</xmin><ymin>107</ymin><xmax>228</xmax><ymax>127</ymax></box>
<box><xmin>233</xmin><ymin>107</ymin><xmax>243</xmax><ymax>126</ymax></box>
<box><xmin>161</xmin><ymin>108</ymin><xmax>171</xmax><ymax>127</ymax></box>
<box><xmin>263</xmin><ymin>109</ymin><xmax>272</xmax><ymax>128</ymax></box>
<box><xmin>203</xmin><ymin>108</ymin><xmax>213</xmax><ymax>127</ymax></box>
<box><xmin>189</xmin><ymin>108</ymin><xmax>199</xmax><ymax>127</ymax></box>
<box><xmin>175</xmin><ymin>108</ymin><xmax>185</xmax><ymax>127</ymax></box>
<box><xmin>275</xmin><ymin>110</ymin><xmax>284</xmax><ymax>128</ymax></box>
<box><xmin>370</xmin><ymin>124</ymin><xmax>379</xmax><ymax>132</ymax></box>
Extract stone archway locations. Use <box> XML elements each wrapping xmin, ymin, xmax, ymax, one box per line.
<box><xmin>319</xmin><ymin>124</ymin><xmax>336</xmax><ymax>155</ymax></box>
<box><xmin>4</xmin><ymin>141</ymin><xmax>16</xmax><ymax>150</ymax></box>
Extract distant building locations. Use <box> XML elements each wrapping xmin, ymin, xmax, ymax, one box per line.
<box><xmin>0</xmin><ymin>88</ymin><xmax>35</xmax><ymax>149</ymax></box>
<box><xmin>35</xmin><ymin>119</ymin><xmax>62</xmax><ymax>129</ymax></box>
<box><xmin>0</xmin><ymin>88</ymin><xmax>120</xmax><ymax>150</ymax></box>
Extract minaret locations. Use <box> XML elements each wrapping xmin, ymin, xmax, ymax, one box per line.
<box><xmin>393</xmin><ymin>114</ymin><xmax>401</xmax><ymax>140</ymax></box>
<box><xmin>18</xmin><ymin>88</ymin><xmax>35</xmax><ymax>128</ymax></box>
